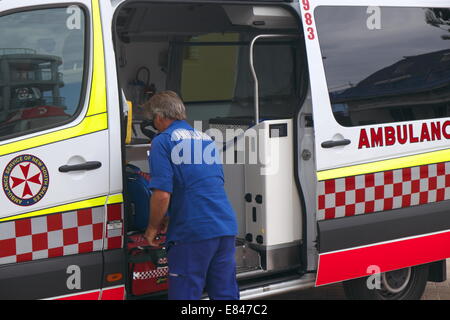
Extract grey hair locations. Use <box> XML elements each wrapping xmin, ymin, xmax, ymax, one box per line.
<box><xmin>143</xmin><ymin>91</ymin><xmax>187</xmax><ymax>120</ymax></box>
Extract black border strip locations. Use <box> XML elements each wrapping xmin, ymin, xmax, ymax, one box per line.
<box><xmin>318</xmin><ymin>199</ymin><xmax>450</xmax><ymax>253</ymax></box>
<box><xmin>0</xmin><ymin>251</ymin><xmax>103</xmax><ymax>300</ymax></box>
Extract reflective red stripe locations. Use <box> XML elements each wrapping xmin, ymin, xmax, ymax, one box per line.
<box><xmin>316</xmin><ymin>229</ymin><xmax>450</xmax><ymax>286</ymax></box>
<box><xmin>51</xmin><ymin>286</ymin><xmax>125</xmax><ymax>300</ymax></box>
<box><xmin>56</xmin><ymin>290</ymin><xmax>100</xmax><ymax>300</ymax></box>
<box><xmin>100</xmin><ymin>286</ymin><xmax>126</xmax><ymax>300</ymax></box>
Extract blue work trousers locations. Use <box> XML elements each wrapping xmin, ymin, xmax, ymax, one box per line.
<box><xmin>167</xmin><ymin>236</ymin><xmax>239</xmax><ymax>300</ymax></box>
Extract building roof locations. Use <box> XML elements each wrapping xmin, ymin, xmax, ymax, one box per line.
<box><xmin>331</xmin><ymin>48</ymin><xmax>450</xmax><ymax>103</ymax></box>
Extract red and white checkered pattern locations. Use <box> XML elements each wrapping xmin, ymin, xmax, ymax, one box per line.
<box><xmin>133</xmin><ymin>266</ymin><xmax>169</xmax><ymax>280</ymax></box>
<box><xmin>317</xmin><ymin>162</ymin><xmax>450</xmax><ymax>220</ymax></box>
<box><xmin>0</xmin><ymin>203</ymin><xmax>125</xmax><ymax>265</ymax></box>
<box><xmin>0</xmin><ymin>207</ymin><xmax>105</xmax><ymax>265</ymax></box>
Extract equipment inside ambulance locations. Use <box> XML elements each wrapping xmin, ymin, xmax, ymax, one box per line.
<box><xmin>125</xmin><ymin>164</ymin><xmax>151</xmax><ymax>231</ymax></box>
<box><xmin>125</xmin><ymin>163</ymin><xmax>168</xmax><ymax>297</ymax></box>
<box><xmin>127</xmin><ymin>67</ymin><xmax>157</xmax><ymax>107</ymax></box>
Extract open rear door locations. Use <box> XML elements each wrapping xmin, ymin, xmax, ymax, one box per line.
<box><xmin>303</xmin><ymin>0</ymin><xmax>450</xmax><ymax>286</ymax></box>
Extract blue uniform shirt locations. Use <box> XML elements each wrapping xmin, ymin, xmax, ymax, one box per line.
<box><xmin>148</xmin><ymin>120</ymin><xmax>238</xmax><ymax>243</ymax></box>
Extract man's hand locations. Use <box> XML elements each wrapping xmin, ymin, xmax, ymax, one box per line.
<box><xmin>145</xmin><ymin>190</ymin><xmax>171</xmax><ymax>246</ymax></box>
<box><xmin>144</xmin><ymin>226</ymin><xmax>160</xmax><ymax>247</ymax></box>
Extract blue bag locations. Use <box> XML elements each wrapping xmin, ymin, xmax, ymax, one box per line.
<box><xmin>126</xmin><ymin>164</ymin><xmax>152</xmax><ymax>231</ymax></box>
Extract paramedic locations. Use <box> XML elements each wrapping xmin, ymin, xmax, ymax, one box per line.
<box><xmin>143</xmin><ymin>91</ymin><xmax>239</xmax><ymax>300</ymax></box>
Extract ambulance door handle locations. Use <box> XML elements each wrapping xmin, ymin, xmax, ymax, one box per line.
<box><xmin>321</xmin><ymin>139</ymin><xmax>351</xmax><ymax>148</ymax></box>
<box><xmin>59</xmin><ymin>161</ymin><xmax>102</xmax><ymax>173</ymax></box>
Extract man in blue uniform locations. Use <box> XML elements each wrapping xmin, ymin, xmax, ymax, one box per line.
<box><xmin>143</xmin><ymin>91</ymin><xmax>239</xmax><ymax>300</ymax></box>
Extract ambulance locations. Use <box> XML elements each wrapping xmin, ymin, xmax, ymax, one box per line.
<box><xmin>0</xmin><ymin>0</ymin><xmax>449</xmax><ymax>300</ymax></box>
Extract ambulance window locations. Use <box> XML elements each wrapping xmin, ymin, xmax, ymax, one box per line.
<box><xmin>178</xmin><ymin>33</ymin><xmax>300</xmax><ymax>121</ymax></box>
<box><xmin>0</xmin><ymin>7</ymin><xmax>86</xmax><ymax>140</ymax></box>
<box><xmin>181</xmin><ymin>33</ymin><xmax>239</xmax><ymax>103</ymax></box>
<box><xmin>315</xmin><ymin>7</ymin><xmax>450</xmax><ymax>127</ymax></box>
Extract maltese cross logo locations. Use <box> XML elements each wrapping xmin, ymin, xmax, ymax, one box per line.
<box><xmin>3</xmin><ymin>155</ymin><xmax>49</xmax><ymax>206</ymax></box>
<box><xmin>10</xmin><ymin>162</ymin><xmax>42</xmax><ymax>198</ymax></box>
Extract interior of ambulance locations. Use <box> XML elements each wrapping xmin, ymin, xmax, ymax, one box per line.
<box><xmin>113</xmin><ymin>2</ymin><xmax>309</xmax><ymax>298</ymax></box>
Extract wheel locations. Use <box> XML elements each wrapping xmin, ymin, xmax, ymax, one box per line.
<box><xmin>343</xmin><ymin>264</ymin><xmax>429</xmax><ymax>300</ymax></box>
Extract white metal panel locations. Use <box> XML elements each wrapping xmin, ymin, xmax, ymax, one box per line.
<box><xmin>245</xmin><ymin>119</ymin><xmax>302</xmax><ymax>246</ymax></box>
<box><xmin>0</xmin><ymin>132</ymin><xmax>109</xmax><ymax>220</ymax></box>
<box><xmin>99</xmin><ymin>0</ymin><xmax>123</xmax><ymax>195</ymax></box>
<box><xmin>307</xmin><ymin>0</ymin><xmax>449</xmax><ymax>6</ymax></box>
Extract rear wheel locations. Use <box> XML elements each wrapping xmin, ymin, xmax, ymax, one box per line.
<box><xmin>343</xmin><ymin>264</ymin><xmax>429</xmax><ymax>300</ymax></box>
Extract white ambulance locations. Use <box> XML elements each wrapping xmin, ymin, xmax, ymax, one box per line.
<box><xmin>0</xmin><ymin>0</ymin><xmax>449</xmax><ymax>300</ymax></box>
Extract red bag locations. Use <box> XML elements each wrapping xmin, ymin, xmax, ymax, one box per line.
<box><xmin>127</xmin><ymin>234</ymin><xmax>168</xmax><ymax>296</ymax></box>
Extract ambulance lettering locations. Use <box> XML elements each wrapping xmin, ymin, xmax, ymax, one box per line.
<box><xmin>358</xmin><ymin>121</ymin><xmax>450</xmax><ymax>149</ymax></box>
<box><xmin>66</xmin><ymin>265</ymin><xmax>82</xmax><ymax>290</ymax></box>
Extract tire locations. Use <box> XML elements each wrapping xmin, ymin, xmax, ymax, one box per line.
<box><xmin>343</xmin><ymin>264</ymin><xmax>429</xmax><ymax>300</ymax></box>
